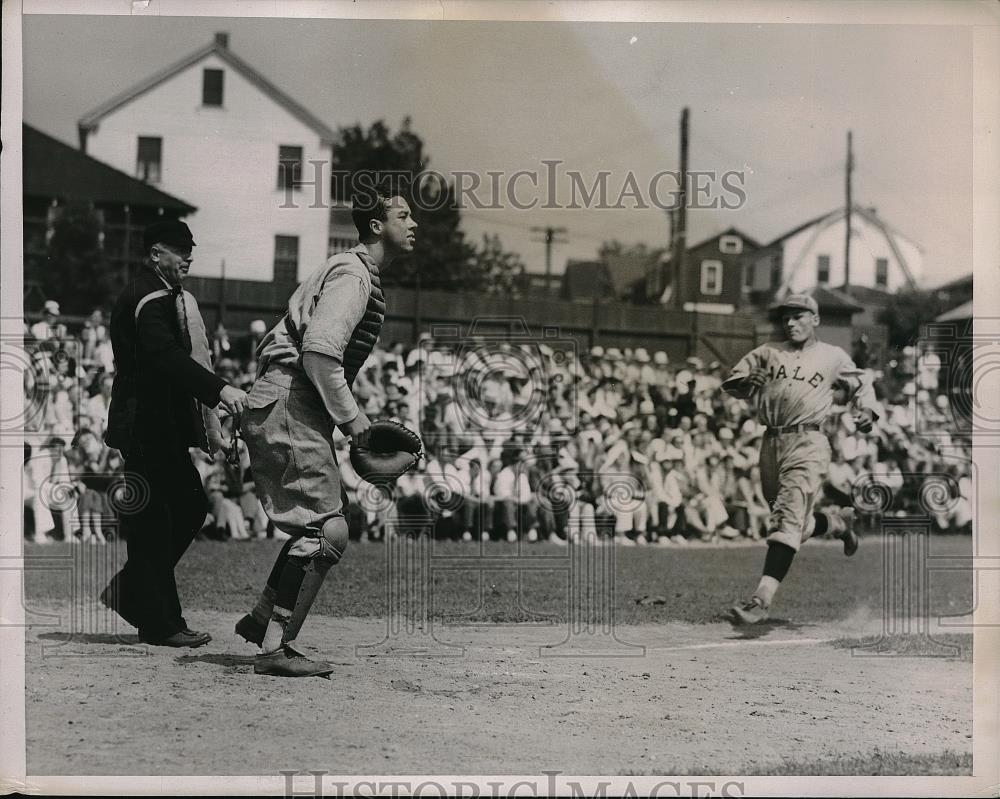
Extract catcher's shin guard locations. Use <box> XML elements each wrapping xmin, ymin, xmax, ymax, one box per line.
<box><xmin>281</xmin><ymin>517</ymin><xmax>349</xmax><ymax>645</ymax></box>
<box><xmin>281</xmin><ymin>559</ymin><xmax>333</xmax><ymax>646</ymax></box>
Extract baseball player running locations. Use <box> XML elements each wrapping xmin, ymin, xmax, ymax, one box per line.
<box><xmin>234</xmin><ymin>191</ymin><xmax>417</xmax><ymax>676</ymax></box>
<box><xmin>722</xmin><ymin>294</ymin><xmax>878</xmax><ymax>625</ymax></box>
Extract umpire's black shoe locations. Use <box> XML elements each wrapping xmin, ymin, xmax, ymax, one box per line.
<box><xmin>235</xmin><ymin>613</ymin><xmax>266</xmax><ymax>646</ymax></box>
<box><xmin>254</xmin><ymin>645</ymin><xmax>334</xmax><ymax>678</ymax></box>
<box><xmin>139</xmin><ymin>629</ymin><xmax>212</xmax><ymax>648</ymax></box>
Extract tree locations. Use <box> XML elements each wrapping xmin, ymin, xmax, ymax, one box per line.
<box><xmin>598</xmin><ymin>239</ymin><xmax>667</xmax><ymax>303</ymax></box>
<box><xmin>878</xmin><ymin>288</ymin><xmax>951</xmax><ymax>349</ymax></box>
<box><xmin>470</xmin><ymin>234</ymin><xmax>527</xmax><ymax>295</ymax></box>
<box><xmin>43</xmin><ymin>202</ymin><xmax>114</xmax><ymax>314</ymax></box>
<box><xmin>330</xmin><ymin>117</ymin><xmax>476</xmax><ymax>290</ymax></box>
<box><xmin>598</xmin><ymin>239</ymin><xmax>666</xmax><ymax>262</ymax></box>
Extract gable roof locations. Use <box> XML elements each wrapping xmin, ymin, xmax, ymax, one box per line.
<box><xmin>78</xmin><ymin>40</ymin><xmax>336</xmax><ymax>145</ymax></box>
<box><xmin>769</xmin><ymin>204</ymin><xmax>920</xmax><ymax>290</ymax></box>
<box><xmin>23</xmin><ymin>123</ymin><xmax>196</xmax><ymax>213</ymax></box>
<box><xmin>766</xmin><ymin>285</ymin><xmax>861</xmax><ymax>319</ymax></box>
<box><xmin>766</xmin><ymin>209</ymin><xmax>840</xmax><ymax>248</ymax></box>
<box><xmin>936</xmin><ymin>299</ymin><xmax>972</xmax><ymax>322</ymax></box>
<box><xmin>841</xmin><ymin>283</ymin><xmax>894</xmax><ymax>307</ymax></box>
<box><xmin>810</xmin><ymin>285</ymin><xmax>864</xmax><ymax>312</ymax></box>
<box><xmin>932</xmin><ymin>272</ymin><xmax>972</xmax><ymax>293</ymax></box>
<box><xmin>659</xmin><ymin>226</ymin><xmax>761</xmax><ymax>265</ymax></box>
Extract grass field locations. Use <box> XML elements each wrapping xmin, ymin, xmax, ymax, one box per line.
<box><xmin>22</xmin><ymin>534</ymin><xmax>976</xmax><ymax>777</ymax></box>
<box><xmin>25</xmin><ymin>533</ymin><xmax>975</xmax><ymax>626</ymax></box>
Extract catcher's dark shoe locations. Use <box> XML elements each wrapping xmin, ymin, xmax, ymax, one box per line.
<box><xmin>254</xmin><ymin>645</ymin><xmax>334</xmax><ymax>678</ymax></box>
<box><xmin>730</xmin><ymin>596</ymin><xmax>769</xmax><ymax>625</ymax></box>
<box><xmin>234</xmin><ymin>613</ymin><xmax>266</xmax><ymax>646</ymax></box>
<box><xmin>139</xmin><ymin>629</ymin><xmax>212</xmax><ymax>647</ymax></box>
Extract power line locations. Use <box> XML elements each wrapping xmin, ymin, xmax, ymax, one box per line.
<box><xmin>460</xmin><ymin>210</ymin><xmax>615</xmax><ymax>245</ymax></box>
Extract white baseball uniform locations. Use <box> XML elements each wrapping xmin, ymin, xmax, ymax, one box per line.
<box><xmin>723</xmin><ymin>340</ymin><xmax>878</xmax><ymax>551</ymax></box>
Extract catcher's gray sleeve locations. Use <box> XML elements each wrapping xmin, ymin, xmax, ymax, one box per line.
<box><xmin>303</xmin><ymin>351</ymin><xmax>361</xmax><ymax>426</ymax></box>
<box><xmin>300</xmin><ymin>271</ymin><xmax>369</xmax><ymax>362</ymax></box>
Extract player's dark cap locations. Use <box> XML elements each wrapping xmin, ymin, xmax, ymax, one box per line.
<box><xmin>773</xmin><ymin>293</ymin><xmax>818</xmax><ymax>315</ymax></box>
<box><xmin>143</xmin><ymin>219</ymin><xmax>196</xmax><ymax>252</ymax></box>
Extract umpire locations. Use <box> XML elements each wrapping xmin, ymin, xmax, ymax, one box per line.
<box><xmin>101</xmin><ymin>219</ymin><xmax>248</xmax><ymax>647</ymax></box>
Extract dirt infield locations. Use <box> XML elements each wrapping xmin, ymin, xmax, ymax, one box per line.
<box><xmin>25</xmin><ymin>602</ymin><xmax>972</xmax><ymax>776</ymax></box>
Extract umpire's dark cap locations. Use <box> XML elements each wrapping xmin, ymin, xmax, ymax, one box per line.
<box><xmin>143</xmin><ymin>219</ymin><xmax>196</xmax><ymax>252</ymax></box>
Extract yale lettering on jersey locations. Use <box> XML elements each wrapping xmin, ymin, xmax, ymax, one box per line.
<box><xmin>770</xmin><ymin>363</ymin><xmax>823</xmax><ymax>387</ymax></box>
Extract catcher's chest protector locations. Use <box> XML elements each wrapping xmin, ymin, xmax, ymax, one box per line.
<box><xmin>343</xmin><ymin>270</ymin><xmax>385</xmax><ymax>388</ymax></box>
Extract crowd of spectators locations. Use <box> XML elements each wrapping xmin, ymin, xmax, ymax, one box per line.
<box><xmin>22</xmin><ymin>302</ymin><xmax>973</xmax><ymax>546</ymax></box>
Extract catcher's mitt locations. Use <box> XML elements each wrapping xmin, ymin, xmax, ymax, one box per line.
<box><xmin>350</xmin><ymin>419</ymin><xmax>423</xmax><ymax>485</ymax></box>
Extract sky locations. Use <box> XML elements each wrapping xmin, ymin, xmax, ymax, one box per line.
<box><xmin>21</xmin><ymin>12</ymin><xmax>974</xmax><ymax>287</ymax></box>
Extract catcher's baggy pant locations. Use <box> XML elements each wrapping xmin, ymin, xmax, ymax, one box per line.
<box><xmin>242</xmin><ymin>365</ymin><xmax>346</xmax><ymax>556</ymax></box>
<box><xmin>759</xmin><ymin>429</ymin><xmax>831</xmax><ymax>552</ymax></box>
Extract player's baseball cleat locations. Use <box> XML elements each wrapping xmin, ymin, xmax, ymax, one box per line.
<box><xmin>730</xmin><ymin>596</ymin><xmax>769</xmax><ymax>625</ymax></box>
<box><xmin>234</xmin><ymin>613</ymin><xmax>266</xmax><ymax>646</ymax></box>
<box><xmin>839</xmin><ymin>507</ymin><xmax>859</xmax><ymax>557</ymax></box>
<box><xmin>254</xmin><ymin>644</ymin><xmax>334</xmax><ymax>678</ymax></box>
<box><xmin>824</xmin><ymin>507</ymin><xmax>859</xmax><ymax>556</ymax></box>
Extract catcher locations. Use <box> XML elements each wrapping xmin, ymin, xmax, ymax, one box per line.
<box><xmin>234</xmin><ymin>191</ymin><xmax>420</xmax><ymax>677</ymax></box>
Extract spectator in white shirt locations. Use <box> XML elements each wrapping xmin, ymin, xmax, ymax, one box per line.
<box><xmin>86</xmin><ymin>373</ymin><xmax>115</xmax><ymax>436</ymax></box>
<box><xmin>492</xmin><ymin>448</ymin><xmax>538</xmax><ymax>543</ymax></box>
<box><xmin>30</xmin><ymin>300</ymin><xmax>68</xmax><ymax>343</ymax></box>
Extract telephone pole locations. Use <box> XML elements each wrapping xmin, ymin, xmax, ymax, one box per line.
<box><xmin>844</xmin><ymin>130</ymin><xmax>853</xmax><ymax>289</ymax></box>
<box><xmin>673</xmin><ymin>107</ymin><xmax>689</xmax><ymax>310</ymax></box>
<box><xmin>530</xmin><ymin>225</ymin><xmax>568</xmax><ymax>295</ymax></box>
<box><xmin>217</xmin><ymin>258</ymin><xmax>227</xmax><ymax>328</ymax></box>
<box><xmin>659</xmin><ymin>207</ymin><xmax>675</xmax><ymax>299</ymax></box>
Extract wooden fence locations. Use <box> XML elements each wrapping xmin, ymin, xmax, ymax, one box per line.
<box><xmin>181</xmin><ymin>278</ymin><xmax>761</xmax><ymax>365</ymax></box>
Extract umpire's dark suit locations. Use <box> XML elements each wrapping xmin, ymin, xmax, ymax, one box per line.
<box><xmin>103</xmin><ymin>264</ymin><xmax>225</xmax><ymax>640</ymax></box>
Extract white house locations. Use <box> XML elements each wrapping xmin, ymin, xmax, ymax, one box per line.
<box><xmin>745</xmin><ymin>205</ymin><xmax>923</xmax><ymax>298</ymax></box>
<box><xmin>78</xmin><ymin>32</ymin><xmax>335</xmax><ymax>284</ymax></box>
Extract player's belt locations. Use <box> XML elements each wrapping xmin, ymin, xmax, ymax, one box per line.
<box><xmin>765</xmin><ymin>423</ymin><xmax>822</xmax><ymax>435</ymax></box>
